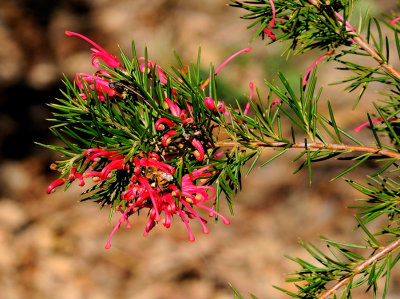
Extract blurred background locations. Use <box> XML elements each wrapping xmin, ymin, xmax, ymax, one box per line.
<box><xmin>1</xmin><ymin>0</ymin><xmax>399</xmax><ymax>298</ymax></box>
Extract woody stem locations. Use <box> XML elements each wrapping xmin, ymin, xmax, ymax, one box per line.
<box><xmin>307</xmin><ymin>0</ymin><xmax>400</xmax><ymax>81</ymax></box>
<box><xmin>319</xmin><ymin>238</ymin><xmax>400</xmax><ymax>298</ymax></box>
<box><xmin>215</xmin><ymin>141</ymin><xmax>400</xmax><ymax>159</ymax></box>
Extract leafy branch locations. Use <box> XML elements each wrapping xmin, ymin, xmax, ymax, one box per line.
<box><xmin>319</xmin><ymin>238</ymin><xmax>400</xmax><ymax>298</ymax></box>
<box><xmin>230</xmin><ymin>0</ymin><xmax>400</xmax><ymax>297</ymax></box>
<box><xmin>41</xmin><ymin>1</ymin><xmax>400</xmax><ymax>298</ymax></box>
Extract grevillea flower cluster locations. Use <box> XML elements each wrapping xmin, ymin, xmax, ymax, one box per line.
<box><xmin>46</xmin><ymin>31</ymin><xmax>252</xmax><ymax>248</ymax></box>
<box><xmin>48</xmin><ymin>148</ymin><xmax>229</xmax><ymax>248</ymax></box>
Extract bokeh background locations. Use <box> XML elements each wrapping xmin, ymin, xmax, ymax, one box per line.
<box><xmin>1</xmin><ymin>0</ymin><xmax>399</xmax><ymax>298</ymax></box>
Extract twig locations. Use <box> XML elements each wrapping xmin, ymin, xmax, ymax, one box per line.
<box><xmin>319</xmin><ymin>238</ymin><xmax>400</xmax><ymax>298</ymax></box>
<box><xmin>307</xmin><ymin>0</ymin><xmax>400</xmax><ymax>81</ymax></box>
<box><xmin>215</xmin><ymin>141</ymin><xmax>400</xmax><ymax>159</ymax></box>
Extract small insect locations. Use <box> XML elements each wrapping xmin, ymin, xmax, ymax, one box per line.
<box><xmin>109</xmin><ymin>81</ymin><xmax>143</xmax><ymax>99</ymax></box>
<box><xmin>143</xmin><ymin>165</ymin><xmax>174</xmax><ymax>191</ymax></box>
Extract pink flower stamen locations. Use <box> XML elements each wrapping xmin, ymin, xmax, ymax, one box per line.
<box><xmin>137</xmin><ymin>57</ymin><xmax>168</xmax><ymax>84</ymax></box>
<box><xmin>141</xmin><ymin>158</ymin><xmax>175</xmax><ymax>175</ymax></box>
<box><xmin>162</xmin><ymin>130</ymin><xmax>178</xmax><ymax>146</ymax></box>
<box><xmin>263</xmin><ymin>28</ymin><xmax>276</xmax><ymax>40</ymax></box>
<box><xmin>181</xmin><ymin>201</ymin><xmax>209</xmax><ymax>234</ymax></box>
<box><xmin>353</xmin><ymin>118</ymin><xmax>399</xmax><ymax>132</ymax></box>
<box><xmin>191</xmin><ymin>138</ymin><xmax>205</xmax><ymax>161</ymax></box>
<box><xmin>390</xmin><ymin>17</ymin><xmax>400</xmax><ymax>25</ymax></box>
<box><xmin>138</xmin><ymin>177</ymin><xmax>161</xmax><ymax>221</ymax></box>
<box><xmin>163</xmin><ymin>98</ymin><xmax>181</xmax><ymax>117</ymax></box>
<box><xmin>203</xmin><ymin>97</ymin><xmax>227</xmax><ymax>114</ymax></box>
<box><xmin>214</xmin><ymin>46</ymin><xmax>252</xmax><ymax>75</ymax></box>
<box><xmin>155</xmin><ymin>118</ymin><xmax>176</xmax><ymax>130</ymax></box>
<box><xmin>75</xmin><ymin>172</ymin><xmax>85</xmax><ymax>186</ymax></box>
<box><xmin>196</xmin><ymin>203</ymin><xmax>230</xmax><ymax>225</ymax></box>
<box><xmin>334</xmin><ymin>12</ymin><xmax>356</xmax><ymax>32</ymax></box>
<box><xmin>243</xmin><ymin>82</ymin><xmax>254</xmax><ymax>116</ymax></box>
<box><xmin>267</xmin><ymin>0</ymin><xmax>276</xmax><ymax>28</ymax></box>
<box><xmin>46</xmin><ymin>178</ymin><xmax>66</xmax><ymax>194</ymax></box>
<box><xmin>302</xmin><ymin>52</ymin><xmax>333</xmax><ymax>86</ymax></box>
<box><xmin>65</xmin><ymin>31</ymin><xmax>122</xmax><ymax>68</ymax></box>
<box><xmin>105</xmin><ymin>203</ymin><xmax>139</xmax><ymax>249</ymax></box>
<box><xmin>176</xmin><ymin>207</ymin><xmax>196</xmax><ymax>241</ymax></box>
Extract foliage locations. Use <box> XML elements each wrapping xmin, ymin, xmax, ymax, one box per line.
<box><xmin>229</xmin><ymin>0</ymin><xmax>400</xmax><ymax>297</ymax></box>
<box><xmin>42</xmin><ymin>0</ymin><xmax>400</xmax><ymax>297</ymax></box>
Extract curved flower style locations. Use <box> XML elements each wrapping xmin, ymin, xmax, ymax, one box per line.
<box><xmin>390</xmin><ymin>17</ymin><xmax>400</xmax><ymax>25</ymax></box>
<box><xmin>203</xmin><ymin>97</ymin><xmax>227</xmax><ymax>115</ymax></box>
<box><xmin>65</xmin><ymin>31</ymin><xmax>122</xmax><ymax>69</ymax></box>
<box><xmin>137</xmin><ymin>57</ymin><xmax>168</xmax><ymax>84</ymax></box>
<box><xmin>200</xmin><ymin>46</ymin><xmax>252</xmax><ymax>90</ymax></box>
<box><xmin>353</xmin><ymin>117</ymin><xmax>399</xmax><ymax>132</ymax></box>
<box><xmin>154</xmin><ymin>98</ymin><xmax>206</xmax><ymax>161</ymax></box>
<box><xmin>302</xmin><ymin>51</ymin><xmax>333</xmax><ymax>86</ymax></box>
<box><xmin>46</xmin><ymin>149</ymin><xmax>229</xmax><ymax>248</ymax></box>
<box><xmin>266</xmin><ymin>0</ymin><xmax>276</xmax><ymax>28</ymax></box>
<box><xmin>75</xmin><ymin>73</ymin><xmax>119</xmax><ymax>101</ymax></box>
<box><xmin>263</xmin><ymin>28</ymin><xmax>276</xmax><ymax>40</ymax></box>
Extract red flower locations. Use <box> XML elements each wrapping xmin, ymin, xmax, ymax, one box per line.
<box><xmin>267</xmin><ymin>0</ymin><xmax>276</xmax><ymax>28</ymax></box>
<box><xmin>46</xmin><ymin>178</ymin><xmax>66</xmax><ymax>194</ymax></box>
<box><xmin>200</xmin><ymin>47</ymin><xmax>252</xmax><ymax>90</ymax></box>
<box><xmin>390</xmin><ymin>17</ymin><xmax>400</xmax><ymax>25</ymax></box>
<box><xmin>75</xmin><ymin>73</ymin><xmax>119</xmax><ymax>101</ymax></box>
<box><xmin>137</xmin><ymin>57</ymin><xmax>168</xmax><ymax>84</ymax></box>
<box><xmin>263</xmin><ymin>28</ymin><xmax>276</xmax><ymax>40</ymax></box>
<box><xmin>354</xmin><ymin>118</ymin><xmax>399</xmax><ymax>132</ymax></box>
<box><xmin>302</xmin><ymin>52</ymin><xmax>333</xmax><ymax>86</ymax></box>
<box><xmin>104</xmin><ymin>161</ymin><xmax>229</xmax><ymax>248</ymax></box>
<box><xmin>191</xmin><ymin>138</ymin><xmax>205</xmax><ymax>161</ymax></box>
<box><xmin>65</xmin><ymin>31</ymin><xmax>122</xmax><ymax>68</ymax></box>
<box><xmin>203</xmin><ymin>97</ymin><xmax>227</xmax><ymax>115</ymax></box>
<box><xmin>47</xmin><ymin>148</ymin><xmax>229</xmax><ymax>248</ymax></box>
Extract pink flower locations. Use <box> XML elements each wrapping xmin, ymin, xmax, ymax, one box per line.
<box><xmin>48</xmin><ymin>148</ymin><xmax>229</xmax><ymax>247</ymax></box>
<box><xmin>201</xmin><ymin>47</ymin><xmax>252</xmax><ymax>90</ymax></box>
<box><xmin>271</xmin><ymin>98</ymin><xmax>281</xmax><ymax>107</ymax></box>
<box><xmin>162</xmin><ymin>130</ymin><xmax>178</xmax><ymax>146</ymax></box>
<box><xmin>163</xmin><ymin>98</ymin><xmax>181</xmax><ymax>117</ymax></box>
<box><xmin>302</xmin><ymin>51</ymin><xmax>333</xmax><ymax>86</ymax></box>
<box><xmin>140</xmin><ymin>158</ymin><xmax>175</xmax><ymax>175</ymax></box>
<box><xmin>75</xmin><ymin>73</ymin><xmax>118</xmax><ymax>101</ymax></box>
<box><xmin>214</xmin><ymin>47</ymin><xmax>252</xmax><ymax>75</ymax></box>
<box><xmin>155</xmin><ymin>118</ymin><xmax>176</xmax><ymax>130</ymax></box>
<box><xmin>243</xmin><ymin>82</ymin><xmax>254</xmax><ymax>116</ymax></box>
<box><xmin>84</xmin><ymin>148</ymin><xmax>123</xmax><ymax>161</ymax></box>
<box><xmin>353</xmin><ymin>118</ymin><xmax>399</xmax><ymax>132</ymax></box>
<box><xmin>203</xmin><ymin>97</ymin><xmax>227</xmax><ymax>114</ymax></box>
<box><xmin>162</xmin><ymin>98</ymin><xmax>194</xmax><ymax>124</ymax></box>
<box><xmin>390</xmin><ymin>17</ymin><xmax>400</xmax><ymax>25</ymax></box>
<box><xmin>46</xmin><ymin>178</ymin><xmax>66</xmax><ymax>194</ymax></box>
<box><xmin>137</xmin><ymin>57</ymin><xmax>168</xmax><ymax>84</ymax></box>
<box><xmin>104</xmin><ymin>162</ymin><xmax>228</xmax><ymax>247</ymax></box>
<box><xmin>263</xmin><ymin>28</ymin><xmax>276</xmax><ymax>40</ymax></box>
<box><xmin>65</xmin><ymin>31</ymin><xmax>122</xmax><ymax>68</ymax></box>
<box><xmin>334</xmin><ymin>12</ymin><xmax>356</xmax><ymax>32</ymax></box>
<box><xmin>267</xmin><ymin>0</ymin><xmax>276</xmax><ymax>28</ymax></box>
<box><xmin>191</xmin><ymin>138</ymin><xmax>205</xmax><ymax>161</ymax></box>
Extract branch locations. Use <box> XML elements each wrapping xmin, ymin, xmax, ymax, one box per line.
<box><xmin>319</xmin><ymin>238</ymin><xmax>400</xmax><ymax>299</ymax></box>
<box><xmin>216</xmin><ymin>141</ymin><xmax>400</xmax><ymax>159</ymax></box>
<box><xmin>307</xmin><ymin>0</ymin><xmax>400</xmax><ymax>81</ymax></box>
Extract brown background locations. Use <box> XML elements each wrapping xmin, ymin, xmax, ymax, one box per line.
<box><xmin>0</xmin><ymin>1</ymin><xmax>399</xmax><ymax>298</ymax></box>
